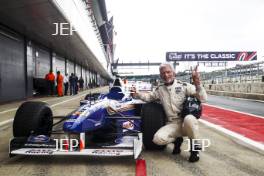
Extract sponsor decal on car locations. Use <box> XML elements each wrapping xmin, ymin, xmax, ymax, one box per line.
<box><xmin>24</xmin><ymin>143</ymin><xmax>56</xmax><ymax>148</ymax></box>
<box><xmin>25</xmin><ymin>149</ymin><xmax>54</xmax><ymax>155</ymax></box>
<box><xmin>27</xmin><ymin>135</ymin><xmax>50</xmax><ymax>143</ymax></box>
<box><xmin>122</xmin><ymin>121</ymin><xmax>134</xmax><ymax>130</ymax></box>
<box><xmin>91</xmin><ymin>149</ymin><xmax>125</xmax><ymax>156</ymax></box>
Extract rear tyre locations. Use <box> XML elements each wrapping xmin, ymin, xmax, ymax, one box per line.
<box><xmin>141</xmin><ymin>102</ymin><xmax>166</xmax><ymax>150</ymax></box>
<box><xmin>13</xmin><ymin>101</ymin><xmax>53</xmax><ymax>137</ymax></box>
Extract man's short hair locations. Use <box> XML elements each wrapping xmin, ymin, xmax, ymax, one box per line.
<box><xmin>159</xmin><ymin>62</ymin><xmax>175</xmax><ymax>71</ymax></box>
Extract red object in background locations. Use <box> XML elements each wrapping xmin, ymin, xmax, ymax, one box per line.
<box><xmin>136</xmin><ymin>159</ymin><xmax>147</xmax><ymax>176</ymax></box>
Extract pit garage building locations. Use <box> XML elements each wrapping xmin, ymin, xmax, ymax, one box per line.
<box><xmin>0</xmin><ymin>0</ymin><xmax>114</xmax><ymax>103</ymax></box>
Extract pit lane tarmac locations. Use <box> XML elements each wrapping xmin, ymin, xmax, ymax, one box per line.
<box><xmin>0</xmin><ymin>87</ymin><xmax>263</xmax><ymax>176</ymax></box>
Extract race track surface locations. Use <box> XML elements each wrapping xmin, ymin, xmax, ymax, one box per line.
<box><xmin>0</xmin><ymin>88</ymin><xmax>263</xmax><ymax>176</ymax></box>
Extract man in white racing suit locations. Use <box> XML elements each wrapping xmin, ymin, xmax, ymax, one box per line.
<box><xmin>131</xmin><ymin>62</ymin><xmax>207</xmax><ymax>162</ymax></box>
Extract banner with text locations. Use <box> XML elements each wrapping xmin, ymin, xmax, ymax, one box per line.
<box><xmin>166</xmin><ymin>52</ymin><xmax>257</xmax><ymax>61</ymax></box>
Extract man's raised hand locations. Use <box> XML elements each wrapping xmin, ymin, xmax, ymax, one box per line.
<box><xmin>192</xmin><ymin>65</ymin><xmax>200</xmax><ymax>86</ymax></box>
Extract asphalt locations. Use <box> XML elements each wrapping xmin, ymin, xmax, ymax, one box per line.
<box><xmin>0</xmin><ymin>88</ymin><xmax>263</xmax><ymax>176</ymax></box>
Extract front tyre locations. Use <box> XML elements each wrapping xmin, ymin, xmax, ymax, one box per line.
<box><xmin>13</xmin><ymin>101</ymin><xmax>53</xmax><ymax>137</ymax></box>
<box><xmin>141</xmin><ymin>102</ymin><xmax>166</xmax><ymax>150</ymax></box>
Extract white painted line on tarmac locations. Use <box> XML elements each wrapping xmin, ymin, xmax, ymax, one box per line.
<box><xmin>200</xmin><ymin>119</ymin><xmax>264</xmax><ymax>155</ymax></box>
<box><xmin>204</xmin><ymin>103</ymin><xmax>264</xmax><ymax>119</ymax></box>
<box><xmin>0</xmin><ymin>108</ymin><xmax>18</xmax><ymax>114</ymax></box>
<box><xmin>49</xmin><ymin>92</ymin><xmax>87</xmax><ymax>107</ymax></box>
<box><xmin>0</xmin><ymin>119</ymin><xmax>13</xmax><ymax>127</ymax></box>
<box><xmin>0</xmin><ymin>94</ymin><xmax>84</xmax><ymax>127</ymax></box>
<box><xmin>0</xmin><ymin>88</ymin><xmax>102</xmax><ymax>114</ymax></box>
<box><xmin>0</xmin><ymin>88</ymin><xmax>103</xmax><ymax>127</ymax></box>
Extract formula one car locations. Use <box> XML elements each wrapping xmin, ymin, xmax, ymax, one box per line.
<box><xmin>9</xmin><ymin>79</ymin><xmax>166</xmax><ymax>159</ymax></box>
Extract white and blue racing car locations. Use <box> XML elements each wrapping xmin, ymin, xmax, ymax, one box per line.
<box><xmin>9</xmin><ymin>79</ymin><xmax>166</xmax><ymax>159</ymax></box>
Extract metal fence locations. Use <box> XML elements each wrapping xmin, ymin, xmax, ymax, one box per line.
<box><xmin>178</xmin><ymin>61</ymin><xmax>264</xmax><ymax>84</ymax></box>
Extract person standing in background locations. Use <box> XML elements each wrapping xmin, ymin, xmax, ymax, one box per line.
<box><xmin>78</xmin><ymin>77</ymin><xmax>84</xmax><ymax>91</ymax></box>
<box><xmin>69</xmin><ymin>73</ymin><xmax>76</xmax><ymax>95</ymax></box>
<box><xmin>74</xmin><ymin>74</ymin><xmax>79</xmax><ymax>94</ymax></box>
<box><xmin>45</xmin><ymin>70</ymin><xmax>55</xmax><ymax>96</ymax></box>
<box><xmin>64</xmin><ymin>73</ymin><xmax>69</xmax><ymax>95</ymax></box>
<box><xmin>56</xmin><ymin>71</ymin><xmax>64</xmax><ymax>97</ymax></box>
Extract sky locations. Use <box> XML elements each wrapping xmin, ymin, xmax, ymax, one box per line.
<box><xmin>105</xmin><ymin>0</ymin><xmax>264</xmax><ymax>75</ymax></box>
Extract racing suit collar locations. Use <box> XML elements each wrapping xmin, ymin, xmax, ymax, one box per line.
<box><xmin>164</xmin><ymin>80</ymin><xmax>175</xmax><ymax>86</ymax></box>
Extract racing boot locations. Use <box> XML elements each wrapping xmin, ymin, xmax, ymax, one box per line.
<box><xmin>172</xmin><ymin>137</ymin><xmax>183</xmax><ymax>155</ymax></box>
<box><xmin>189</xmin><ymin>139</ymin><xmax>201</xmax><ymax>162</ymax></box>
